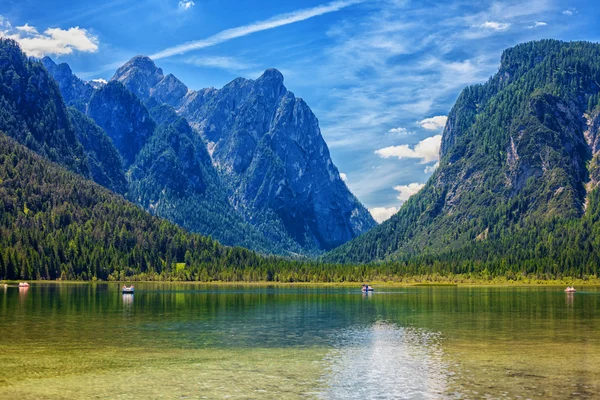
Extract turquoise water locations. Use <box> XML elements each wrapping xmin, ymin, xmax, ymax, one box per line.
<box><xmin>1</xmin><ymin>283</ymin><xmax>599</xmax><ymax>399</ymax></box>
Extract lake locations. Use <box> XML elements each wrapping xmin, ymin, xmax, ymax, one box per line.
<box><xmin>0</xmin><ymin>283</ymin><xmax>599</xmax><ymax>399</ymax></box>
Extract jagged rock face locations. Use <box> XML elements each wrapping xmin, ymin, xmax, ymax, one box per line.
<box><xmin>113</xmin><ymin>58</ymin><xmax>376</xmax><ymax>251</ymax></box>
<box><xmin>87</xmin><ymin>81</ymin><xmax>155</xmax><ymax>166</ymax></box>
<box><xmin>183</xmin><ymin>69</ymin><xmax>375</xmax><ymax>250</ymax></box>
<box><xmin>41</xmin><ymin>57</ymin><xmax>93</xmax><ymax>112</ymax></box>
<box><xmin>112</xmin><ymin>56</ymin><xmax>188</xmax><ymax>108</ymax></box>
<box><xmin>585</xmin><ymin>109</ymin><xmax>600</xmax><ymax>189</ymax></box>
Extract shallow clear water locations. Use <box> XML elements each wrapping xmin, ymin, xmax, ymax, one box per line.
<box><xmin>0</xmin><ymin>283</ymin><xmax>599</xmax><ymax>399</ymax></box>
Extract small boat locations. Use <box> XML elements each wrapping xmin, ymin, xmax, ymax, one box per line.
<box><xmin>362</xmin><ymin>284</ymin><xmax>374</xmax><ymax>292</ymax></box>
<box><xmin>18</xmin><ymin>282</ymin><xmax>30</xmax><ymax>287</ymax></box>
<box><xmin>122</xmin><ymin>285</ymin><xmax>134</xmax><ymax>294</ymax></box>
<box><xmin>565</xmin><ymin>286</ymin><xmax>576</xmax><ymax>293</ymax></box>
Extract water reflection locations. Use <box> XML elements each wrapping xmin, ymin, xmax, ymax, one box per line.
<box><xmin>566</xmin><ymin>292</ymin><xmax>574</xmax><ymax>307</ymax></box>
<box><xmin>319</xmin><ymin>323</ymin><xmax>449</xmax><ymax>399</ymax></box>
<box><xmin>18</xmin><ymin>285</ymin><xmax>29</xmax><ymax>302</ymax></box>
<box><xmin>122</xmin><ymin>293</ymin><xmax>134</xmax><ymax>318</ymax></box>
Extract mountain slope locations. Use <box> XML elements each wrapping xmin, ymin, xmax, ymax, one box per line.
<box><xmin>0</xmin><ymin>133</ymin><xmax>282</xmax><ymax>281</ymax></box>
<box><xmin>325</xmin><ymin>40</ymin><xmax>600</xmax><ymax>269</ymax></box>
<box><xmin>0</xmin><ymin>38</ymin><xmax>88</xmax><ymax>176</ymax></box>
<box><xmin>112</xmin><ymin>58</ymin><xmax>376</xmax><ymax>252</ymax></box>
<box><xmin>87</xmin><ymin>81</ymin><xmax>156</xmax><ymax>166</ymax></box>
<box><xmin>41</xmin><ymin>57</ymin><xmax>93</xmax><ymax>112</ymax></box>
<box><xmin>68</xmin><ymin>107</ymin><xmax>127</xmax><ymax>194</ymax></box>
<box><xmin>130</xmin><ymin>103</ymin><xmax>302</xmax><ymax>254</ymax></box>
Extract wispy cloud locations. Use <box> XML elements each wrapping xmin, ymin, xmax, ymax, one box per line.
<box><xmin>184</xmin><ymin>55</ymin><xmax>253</xmax><ymax>71</ymax></box>
<box><xmin>0</xmin><ymin>16</ymin><xmax>98</xmax><ymax>57</ymax></box>
<box><xmin>527</xmin><ymin>21</ymin><xmax>547</xmax><ymax>28</ymax></box>
<box><xmin>178</xmin><ymin>0</ymin><xmax>195</xmax><ymax>11</ymax></box>
<box><xmin>478</xmin><ymin>21</ymin><xmax>510</xmax><ymax>31</ymax></box>
<box><xmin>150</xmin><ymin>0</ymin><xmax>362</xmax><ymax>60</ymax></box>
<box><xmin>388</xmin><ymin>127</ymin><xmax>412</xmax><ymax>135</ymax></box>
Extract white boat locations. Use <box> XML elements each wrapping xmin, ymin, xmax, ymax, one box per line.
<box><xmin>18</xmin><ymin>282</ymin><xmax>30</xmax><ymax>287</ymax></box>
<box><xmin>565</xmin><ymin>287</ymin><xmax>576</xmax><ymax>293</ymax></box>
<box><xmin>122</xmin><ymin>285</ymin><xmax>134</xmax><ymax>294</ymax></box>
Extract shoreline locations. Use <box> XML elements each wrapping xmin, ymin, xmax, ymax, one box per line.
<box><xmin>3</xmin><ymin>279</ymin><xmax>600</xmax><ymax>287</ymax></box>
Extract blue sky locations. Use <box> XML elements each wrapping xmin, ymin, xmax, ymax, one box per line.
<box><xmin>1</xmin><ymin>0</ymin><xmax>599</xmax><ymax>222</ymax></box>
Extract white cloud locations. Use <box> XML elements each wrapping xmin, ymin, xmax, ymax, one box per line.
<box><xmin>394</xmin><ymin>183</ymin><xmax>424</xmax><ymax>202</ymax></box>
<box><xmin>424</xmin><ymin>161</ymin><xmax>439</xmax><ymax>174</ymax></box>
<box><xmin>527</xmin><ymin>21</ymin><xmax>547</xmax><ymax>28</ymax></box>
<box><xmin>418</xmin><ymin>115</ymin><xmax>447</xmax><ymax>131</ymax></box>
<box><xmin>388</xmin><ymin>127</ymin><xmax>410</xmax><ymax>135</ymax></box>
<box><xmin>375</xmin><ymin>135</ymin><xmax>442</xmax><ymax>163</ymax></box>
<box><xmin>185</xmin><ymin>56</ymin><xmax>252</xmax><ymax>71</ymax></box>
<box><xmin>151</xmin><ymin>0</ymin><xmax>362</xmax><ymax>59</ymax></box>
<box><xmin>340</xmin><ymin>172</ymin><xmax>348</xmax><ymax>182</ymax></box>
<box><xmin>562</xmin><ymin>10</ymin><xmax>573</xmax><ymax>16</ymax></box>
<box><xmin>16</xmin><ymin>23</ymin><xmax>37</xmax><ymax>34</ymax></box>
<box><xmin>0</xmin><ymin>18</ymin><xmax>98</xmax><ymax>57</ymax></box>
<box><xmin>479</xmin><ymin>21</ymin><xmax>510</xmax><ymax>31</ymax></box>
<box><xmin>369</xmin><ymin>206</ymin><xmax>398</xmax><ymax>223</ymax></box>
<box><xmin>178</xmin><ymin>0</ymin><xmax>195</xmax><ymax>11</ymax></box>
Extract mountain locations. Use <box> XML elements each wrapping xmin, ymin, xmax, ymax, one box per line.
<box><xmin>39</xmin><ymin>52</ymin><xmax>301</xmax><ymax>254</ymax></box>
<box><xmin>324</xmin><ymin>40</ymin><xmax>600</xmax><ymax>276</ymax></box>
<box><xmin>39</xmin><ymin>49</ymin><xmax>375</xmax><ymax>254</ymax></box>
<box><xmin>130</xmin><ymin>103</ymin><xmax>302</xmax><ymax>254</ymax></box>
<box><xmin>41</xmin><ymin>57</ymin><xmax>93</xmax><ymax>112</ymax></box>
<box><xmin>112</xmin><ymin>55</ymin><xmax>188</xmax><ymax>107</ymax></box>
<box><xmin>112</xmin><ymin>58</ymin><xmax>376</xmax><ymax>251</ymax></box>
<box><xmin>68</xmin><ymin>107</ymin><xmax>127</xmax><ymax>194</ymax></box>
<box><xmin>87</xmin><ymin>81</ymin><xmax>156</xmax><ymax>166</ymax></box>
<box><xmin>0</xmin><ymin>38</ymin><xmax>88</xmax><ymax>176</ymax></box>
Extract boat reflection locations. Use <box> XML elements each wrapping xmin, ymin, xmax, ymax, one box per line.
<box><xmin>566</xmin><ymin>292</ymin><xmax>575</xmax><ymax>307</ymax></box>
<box><xmin>18</xmin><ymin>285</ymin><xmax>29</xmax><ymax>302</ymax></box>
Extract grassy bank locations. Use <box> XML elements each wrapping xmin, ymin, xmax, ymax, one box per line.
<box><xmin>3</xmin><ymin>274</ymin><xmax>600</xmax><ymax>286</ymax></box>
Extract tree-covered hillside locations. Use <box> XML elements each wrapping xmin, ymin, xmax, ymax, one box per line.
<box><xmin>325</xmin><ymin>40</ymin><xmax>600</xmax><ymax>277</ymax></box>
<box><xmin>68</xmin><ymin>107</ymin><xmax>127</xmax><ymax>194</ymax></box>
<box><xmin>0</xmin><ymin>39</ymin><xmax>88</xmax><ymax>176</ymax></box>
<box><xmin>0</xmin><ymin>133</ymin><xmax>295</xmax><ymax>281</ymax></box>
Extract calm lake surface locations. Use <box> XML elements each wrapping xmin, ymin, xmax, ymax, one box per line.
<box><xmin>1</xmin><ymin>283</ymin><xmax>599</xmax><ymax>399</ymax></box>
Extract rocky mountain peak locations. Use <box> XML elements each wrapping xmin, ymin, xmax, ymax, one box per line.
<box><xmin>254</xmin><ymin>68</ymin><xmax>286</xmax><ymax>99</ymax></box>
<box><xmin>111</xmin><ymin>55</ymin><xmax>164</xmax><ymax>100</ymax></box>
<box><xmin>258</xmin><ymin>68</ymin><xmax>284</xmax><ymax>84</ymax></box>
<box><xmin>120</xmin><ymin>55</ymin><xmax>162</xmax><ymax>75</ymax></box>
